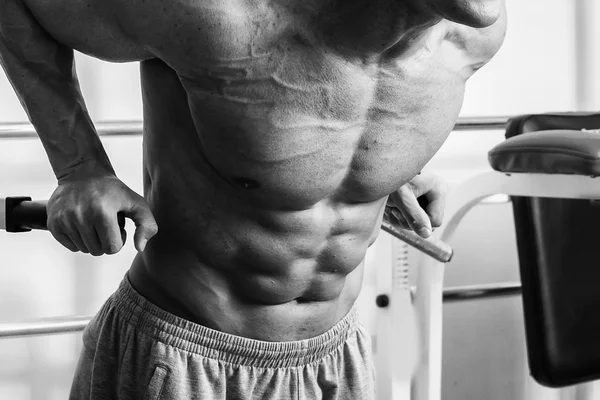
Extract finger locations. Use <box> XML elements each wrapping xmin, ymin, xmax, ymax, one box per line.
<box><xmin>398</xmin><ymin>206</ymin><xmax>430</xmax><ymax>237</ymax></box>
<box><xmin>424</xmin><ymin>197</ymin><xmax>445</xmax><ymax>228</ymax></box>
<box><xmin>423</xmin><ymin>182</ymin><xmax>448</xmax><ymax>228</ymax></box>
<box><xmin>385</xmin><ymin>205</ymin><xmax>411</xmax><ymax>230</ymax></box>
<box><xmin>78</xmin><ymin>224</ymin><xmax>104</xmax><ymax>256</ymax></box>
<box><xmin>65</xmin><ymin>227</ymin><xmax>90</xmax><ymax>254</ymax></box>
<box><xmin>49</xmin><ymin>229</ymin><xmax>79</xmax><ymax>252</ymax></box>
<box><xmin>121</xmin><ymin>200</ymin><xmax>158</xmax><ymax>252</ymax></box>
<box><xmin>94</xmin><ymin>212</ymin><xmax>125</xmax><ymax>255</ymax></box>
<box><xmin>394</xmin><ymin>188</ymin><xmax>432</xmax><ymax>238</ymax></box>
<box><xmin>390</xmin><ymin>208</ymin><xmax>411</xmax><ymax>230</ymax></box>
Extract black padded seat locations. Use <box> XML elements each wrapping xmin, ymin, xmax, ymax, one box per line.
<box><xmin>487</xmin><ymin>112</ymin><xmax>600</xmax><ymax>387</ymax></box>
<box><xmin>489</xmin><ymin>129</ymin><xmax>600</xmax><ymax>176</ymax></box>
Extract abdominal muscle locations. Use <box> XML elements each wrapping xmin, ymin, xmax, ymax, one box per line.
<box><xmin>128</xmin><ymin>184</ymin><xmax>384</xmax><ymax>341</ymax></box>
<box><xmin>129</xmin><ymin>61</ymin><xmax>385</xmax><ymax>341</ymax></box>
<box><xmin>126</xmin><ymin>58</ymin><xmax>389</xmax><ymax>341</ymax></box>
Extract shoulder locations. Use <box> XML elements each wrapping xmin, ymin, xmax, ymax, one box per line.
<box><xmin>23</xmin><ymin>0</ymin><xmax>153</xmax><ymax>61</ymax></box>
<box><xmin>109</xmin><ymin>0</ymin><xmax>266</xmax><ymax>69</ymax></box>
<box><xmin>442</xmin><ymin>2</ymin><xmax>507</xmax><ymax>70</ymax></box>
<box><xmin>112</xmin><ymin>0</ymin><xmax>297</xmax><ymax>76</ymax></box>
<box><xmin>22</xmin><ymin>0</ymin><xmax>255</xmax><ymax>63</ymax></box>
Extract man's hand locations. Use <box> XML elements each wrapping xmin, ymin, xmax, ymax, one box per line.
<box><xmin>46</xmin><ymin>174</ymin><xmax>158</xmax><ymax>256</ymax></box>
<box><xmin>385</xmin><ymin>173</ymin><xmax>448</xmax><ymax>238</ymax></box>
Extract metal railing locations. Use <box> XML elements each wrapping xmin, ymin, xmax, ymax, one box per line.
<box><xmin>0</xmin><ymin>121</ymin><xmax>143</xmax><ymax>139</ymax></box>
<box><xmin>0</xmin><ymin>315</ymin><xmax>93</xmax><ymax>338</ymax></box>
<box><xmin>0</xmin><ymin>116</ymin><xmax>510</xmax><ymax>140</ymax></box>
<box><xmin>443</xmin><ymin>282</ymin><xmax>522</xmax><ymax>303</ymax></box>
<box><xmin>0</xmin><ymin>282</ymin><xmax>523</xmax><ymax>338</ymax></box>
<box><xmin>0</xmin><ymin>115</ymin><xmax>515</xmax><ymax>339</ymax></box>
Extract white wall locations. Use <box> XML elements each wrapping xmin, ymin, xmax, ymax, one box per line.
<box><xmin>0</xmin><ymin>0</ymin><xmax>598</xmax><ymax>399</ymax></box>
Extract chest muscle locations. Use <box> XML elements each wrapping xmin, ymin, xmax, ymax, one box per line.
<box><xmin>141</xmin><ymin>3</ymin><xmax>469</xmax><ymax>207</ymax></box>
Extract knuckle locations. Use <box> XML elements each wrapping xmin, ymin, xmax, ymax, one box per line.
<box><xmin>89</xmin><ymin>203</ymin><xmax>111</xmax><ymax>220</ymax></box>
<box><xmin>65</xmin><ymin>207</ymin><xmax>82</xmax><ymax>222</ymax></box>
<box><xmin>400</xmin><ymin>183</ymin><xmax>414</xmax><ymax>193</ymax></box>
<box><xmin>147</xmin><ymin>223</ymin><xmax>159</xmax><ymax>236</ymax></box>
<box><xmin>94</xmin><ymin>211</ymin><xmax>115</xmax><ymax>227</ymax></box>
<box><xmin>49</xmin><ymin>208</ymin><xmax>67</xmax><ymax>223</ymax></box>
<box><xmin>91</xmin><ymin>195</ymin><xmax>112</xmax><ymax>210</ymax></box>
<box><xmin>51</xmin><ymin>218</ymin><xmax>73</xmax><ymax>236</ymax></box>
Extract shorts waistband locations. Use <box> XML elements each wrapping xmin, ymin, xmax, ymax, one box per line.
<box><xmin>112</xmin><ymin>275</ymin><xmax>359</xmax><ymax>368</ymax></box>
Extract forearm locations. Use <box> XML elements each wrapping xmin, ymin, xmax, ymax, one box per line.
<box><xmin>0</xmin><ymin>0</ymin><xmax>114</xmax><ymax>181</ymax></box>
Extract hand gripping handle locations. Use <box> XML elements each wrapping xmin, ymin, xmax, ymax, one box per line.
<box><xmin>2</xmin><ymin>197</ymin><xmax>453</xmax><ymax>262</ymax></box>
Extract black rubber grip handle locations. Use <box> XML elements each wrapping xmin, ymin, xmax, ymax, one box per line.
<box><xmin>6</xmin><ymin>197</ymin><xmax>48</xmax><ymax>232</ymax></box>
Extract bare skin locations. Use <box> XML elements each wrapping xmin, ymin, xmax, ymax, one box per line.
<box><xmin>0</xmin><ymin>0</ymin><xmax>506</xmax><ymax>341</ymax></box>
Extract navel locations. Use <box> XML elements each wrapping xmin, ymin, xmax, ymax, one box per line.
<box><xmin>231</xmin><ymin>176</ymin><xmax>261</xmax><ymax>189</ymax></box>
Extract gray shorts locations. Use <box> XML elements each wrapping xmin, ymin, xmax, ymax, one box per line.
<box><xmin>69</xmin><ymin>275</ymin><xmax>376</xmax><ymax>399</ymax></box>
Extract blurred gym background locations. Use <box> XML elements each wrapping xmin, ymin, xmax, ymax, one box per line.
<box><xmin>1</xmin><ymin>0</ymin><xmax>599</xmax><ymax>399</ymax></box>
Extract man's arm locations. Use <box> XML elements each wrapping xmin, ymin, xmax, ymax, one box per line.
<box><xmin>0</xmin><ymin>0</ymin><xmax>157</xmax><ymax>255</ymax></box>
<box><xmin>0</xmin><ymin>0</ymin><xmax>152</xmax><ymax>180</ymax></box>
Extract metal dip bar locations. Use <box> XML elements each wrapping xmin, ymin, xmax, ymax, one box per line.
<box><xmin>381</xmin><ymin>215</ymin><xmax>453</xmax><ymax>262</ymax></box>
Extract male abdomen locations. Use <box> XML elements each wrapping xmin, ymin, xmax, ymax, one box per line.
<box><xmin>132</xmin><ymin>10</ymin><xmax>465</xmax><ymax>340</ymax></box>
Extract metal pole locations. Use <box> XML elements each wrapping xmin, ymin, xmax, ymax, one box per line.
<box><xmin>0</xmin><ymin>315</ymin><xmax>93</xmax><ymax>338</ymax></box>
<box><xmin>0</xmin><ymin>282</ymin><xmax>524</xmax><ymax>339</ymax></box>
<box><xmin>0</xmin><ymin>117</ymin><xmax>509</xmax><ymax>140</ymax></box>
<box><xmin>443</xmin><ymin>282</ymin><xmax>521</xmax><ymax>302</ymax></box>
<box><xmin>574</xmin><ymin>0</ymin><xmax>600</xmax><ymax>111</ymax></box>
<box><xmin>0</xmin><ymin>121</ymin><xmax>143</xmax><ymax>139</ymax></box>
<box><xmin>451</xmin><ymin>116</ymin><xmax>510</xmax><ymax>131</ymax></box>
<box><xmin>382</xmin><ymin>215</ymin><xmax>453</xmax><ymax>263</ymax></box>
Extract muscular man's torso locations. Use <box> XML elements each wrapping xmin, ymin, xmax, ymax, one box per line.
<box><xmin>25</xmin><ymin>0</ymin><xmax>506</xmax><ymax>340</ymax></box>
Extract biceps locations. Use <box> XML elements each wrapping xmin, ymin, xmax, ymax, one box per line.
<box><xmin>23</xmin><ymin>0</ymin><xmax>153</xmax><ymax>62</ymax></box>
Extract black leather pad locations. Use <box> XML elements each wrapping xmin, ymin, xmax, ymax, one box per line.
<box><xmin>498</xmin><ymin>112</ymin><xmax>600</xmax><ymax>386</ymax></box>
<box><xmin>489</xmin><ymin>129</ymin><xmax>600</xmax><ymax>176</ymax></box>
